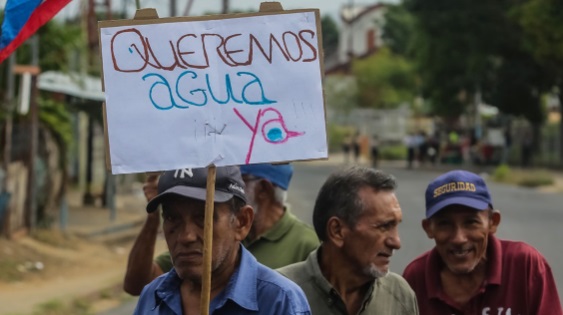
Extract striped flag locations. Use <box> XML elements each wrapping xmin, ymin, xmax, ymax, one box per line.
<box><xmin>0</xmin><ymin>0</ymin><xmax>72</xmax><ymax>64</ymax></box>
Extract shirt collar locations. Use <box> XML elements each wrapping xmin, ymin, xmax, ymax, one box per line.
<box><xmin>152</xmin><ymin>245</ymin><xmax>259</xmax><ymax>312</ymax></box>
<box><xmin>211</xmin><ymin>245</ymin><xmax>259</xmax><ymax>312</ymax></box>
<box><xmin>425</xmin><ymin>234</ymin><xmax>503</xmax><ymax>299</ymax></box>
<box><xmin>307</xmin><ymin>246</ymin><xmax>376</xmax><ymax>309</ymax></box>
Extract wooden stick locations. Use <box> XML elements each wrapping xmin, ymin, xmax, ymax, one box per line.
<box><xmin>201</xmin><ymin>165</ymin><xmax>216</xmax><ymax>315</ymax></box>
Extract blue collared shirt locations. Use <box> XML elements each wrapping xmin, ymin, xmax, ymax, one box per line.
<box><xmin>134</xmin><ymin>245</ymin><xmax>311</xmax><ymax>315</ymax></box>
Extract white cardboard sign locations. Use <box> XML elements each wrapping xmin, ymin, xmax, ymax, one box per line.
<box><xmin>99</xmin><ymin>10</ymin><xmax>328</xmax><ymax>174</ymax></box>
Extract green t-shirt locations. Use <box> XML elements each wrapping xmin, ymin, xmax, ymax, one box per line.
<box><xmin>154</xmin><ymin>207</ymin><xmax>319</xmax><ymax>271</ymax></box>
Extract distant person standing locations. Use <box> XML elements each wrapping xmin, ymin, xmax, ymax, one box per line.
<box><xmin>353</xmin><ymin>131</ymin><xmax>361</xmax><ymax>163</ymax></box>
<box><xmin>521</xmin><ymin>130</ymin><xmax>533</xmax><ymax>168</ymax></box>
<box><xmin>404</xmin><ymin>133</ymin><xmax>416</xmax><ymax>169</ymax></box>
<box><xmin>342</xmin><ymin>134</ymin><xmax>352</xmax><ymax>164</ymax></box>
<box><xmin>371</xmin><ymin>135</ymin><xmax>380</xmax><ymax>168</ymax></box>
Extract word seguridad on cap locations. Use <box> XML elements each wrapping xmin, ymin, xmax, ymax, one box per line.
<box><xmin>433</xmin><ymin>181</ymin><xmax>477</xmax><ymax>198</ymax></box>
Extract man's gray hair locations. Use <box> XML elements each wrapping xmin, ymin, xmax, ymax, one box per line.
<box><xmin>312</xmin><ymin>166</ymin><xmax>397</xmax><ymax>242</ymax></box>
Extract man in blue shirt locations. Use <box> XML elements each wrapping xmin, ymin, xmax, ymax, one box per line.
<box><xmin>134</xmin><ymin>166</ymin><xmax>311</xmax><ymax>315</ymax></box>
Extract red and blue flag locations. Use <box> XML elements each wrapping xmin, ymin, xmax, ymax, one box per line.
<box><xmin>0</xmin><ymin>0</ymin><xmax>71</xmax><ymax>64</ymax></box>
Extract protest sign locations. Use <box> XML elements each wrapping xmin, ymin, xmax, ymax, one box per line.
<box><xmin>99</xmin><ymin>7</ymin><xmax>327</xmax><ymax>174</ymax></box>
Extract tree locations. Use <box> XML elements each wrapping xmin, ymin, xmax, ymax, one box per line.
<box><xmin>514</xmin><ymin>0</ymin><xmax>563</xmax><ymax>163</ymax></box>
<box><xmin>321</xmin><ymin>15</ymin><xmax>339</xmax><ymax>60</ymax></box>
<box><xmin>352</xmin><ymin>47</ymin><xmax>416</xmax><ymax>109</ymax></box>
<box><xmin>382</xmin><ymin>4</ymin><xmax>416</xmax><ymax>57</ymax></box>
<box><xmin>402</xmin><ymin>0</ymin><xmax>547</xmax><ymax>124</ymax></box>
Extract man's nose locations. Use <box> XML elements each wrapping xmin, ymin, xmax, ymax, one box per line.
<box><xmin>386</xmin><ymin>229</ymin><xmax>401</xmax><ymax>250</ymax></box>
<box><xmin>177</xmin><ymin>222</ymin><xmax>199</xmax><ymax>243</ymax></box>
<box><xmin>451</xmin><ymin>226</ymin><xmax>468</xmax><ymax>244</ymax></box>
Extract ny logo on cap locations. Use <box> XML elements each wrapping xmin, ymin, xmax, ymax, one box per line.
<box><xmin>174</xmin><ymin>168</ymin><xmax>193</xmax><ymax>179</ymax></box>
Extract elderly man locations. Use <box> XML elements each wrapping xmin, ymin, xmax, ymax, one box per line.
<box><xmin>278</xmin><ymin>166</ymin><xmax>419</xmax><ymax>315</ymax></box>
<box><xmin>133</xmin><ymin>166</ymin><xmax>311</xmax><ymax>314</ymax></box>
<box><xmin>240</xmin><ymin>163</ymin><xmax>318</xmax><ymax>268</ymax></box>
<box><xmin>124</xmin><ymin>163</ymin><xmax>318</xmax><ymax>295</ymax></box>
<box><xmin>403</xmin><ymin>170</ymin><xmax>562</xmax><ymax>315</ymax></box>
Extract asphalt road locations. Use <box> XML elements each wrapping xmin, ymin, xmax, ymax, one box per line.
<box><xmin>99</xmin><ymin>161</ymin><xmax>563</xmax><ymax>314</ymax></box>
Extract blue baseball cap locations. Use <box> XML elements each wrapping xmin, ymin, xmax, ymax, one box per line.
<box><xmin>239</xmin><ymin>163</ymin><xmax>293</xmax><ymax>190</ymax></box>
<box><xmin>425</xmin><ymin>170</ymin><xmax>493</xmax><ymax>218</ymax></box>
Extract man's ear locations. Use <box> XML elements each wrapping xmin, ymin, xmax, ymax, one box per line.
<box><xmin>234</xmin><ymin>205</ymin><xmax>254</xmax><ymax>241</ymax></box>
<box><xmin>422</xmin><ymin>219</ymin><xmax>434</xmax><ymax>239</ymax></box>
<box><xmin>489</xmin><ymin>210</ymin><xmax>501</xmax><ymax>234</ymax></box>
<box><xmin>326</xmin><ymin>217</ymin><xmax>348</xmax><ymax>248</ymax></box>
<box><xmin>257</xmin><ymin>179</ymin><xmax>275</xmax><ymax>200</ymax></box>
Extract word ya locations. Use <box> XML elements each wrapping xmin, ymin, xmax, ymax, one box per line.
<box><xmin>143</xmin><ymin>70</ymin><xmax>276</xmax><ymax>109</ymax></box>
<box><xmin>110</xmin><ymin>28</ymin><xmax>318</xmax><ymax>73</ymax></box>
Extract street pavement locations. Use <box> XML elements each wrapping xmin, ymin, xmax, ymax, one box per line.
<box><xmin>99</xmin><ymin>158</ymin><xmax>563</xmax><ymax>313</ymax></box>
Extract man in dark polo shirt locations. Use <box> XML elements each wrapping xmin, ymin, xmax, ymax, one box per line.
<box><xmin>403</xmin><ymin>170</ymin><xmax>562</xmax><ymax>315</ymax></box>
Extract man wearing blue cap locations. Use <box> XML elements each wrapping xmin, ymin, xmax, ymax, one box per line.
<box><xmin>403</xmin><ymin>170</ymin><xmax>562</xmax><ymax>315</ymax></box>
<box><xmin>239</xmin><ymin>163</ymin><xmax>319</xmax><ymax>269</ymax></box>
<box><xmin>124</xmin><ymin>163</ymin><xmax>318</xmax><ymax>295</ymax></box>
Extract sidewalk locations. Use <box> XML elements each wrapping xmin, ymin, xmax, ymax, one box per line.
<box><xmin>0</xmin><ymin>184</ymin><xmax>153</xmax><ymax>315</ymax></box>
<box><xmin>303</xmin><ymin>152</ymin><xmax>563</xmax><ymax>193</ymax></box>
<box><xmin>61</xmin><ymin>185</ymin><xmax>148</xmax><ymax>242</ymax></box>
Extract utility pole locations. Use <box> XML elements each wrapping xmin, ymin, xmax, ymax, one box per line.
<box><xmin>170</xmin><ymin>0</ymin><xmax>177</xmax><ymax>17</ymax></box>
<box><xmin>24</xmin><ymin>36</ymin><xmax>40</xmax><ymax>231</ymax></box>
<box><xmin>222</xmin><ymin>0</ymin><xmax>229</xmax><ymax>14</ymax></box>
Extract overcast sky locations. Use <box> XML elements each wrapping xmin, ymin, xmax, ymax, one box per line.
<box><xmin>0</xmin><ymin>0</ymin><xmax>401</xmax><ymax>28</ymax></box>
<box><xmin>0</xmin><ymin>1</ymin><xmax>394</xmax><ymax>23</ymax></box>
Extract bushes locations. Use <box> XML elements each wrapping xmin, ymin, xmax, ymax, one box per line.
<box><xmin>379</xmin><ymin>144</ymin><xmax>407</xmax><ymax>160</ymax></box>
<box><xmin>491</xmin><ymin>164</ymin><xmax>554</xmax><ymax>188</ymax></box>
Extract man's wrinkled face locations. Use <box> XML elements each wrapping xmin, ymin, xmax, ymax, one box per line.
<box><xmin>161</xmin><ymin>196</ymin><xmax>237</xmax><ymax>282</ymax></box>
<box><xmin>342</xmin><ymin>188</ymin><xmax>402</xmax><ymax>279</ymax></box>
<box><xmin>423</xmin><ymin>206</ymin><xmax>500</xmax><ymax>275</ymax></box>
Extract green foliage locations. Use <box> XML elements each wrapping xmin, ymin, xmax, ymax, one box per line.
<box><xmin>401</xmin><ymin>0</ymin><xmax>548</xmax><ymax>122</ymax></box>
<box><xmin>352</xmin><ymin>47</ymin><xmax>416</xmax><ymax>109</ymax></box>
<box><xmin>321</xmin><ymin>15</ymin><xmax>339</xmax><ymax>59</ymax></box>
<box><xmin>379</xmin><ymin>144</ymin><xmax>407</xmax><ymax>160</ymax></box>
<box><xmin>15</xmin><ymin>20</ymin><xmax>83</xmax><ymax>72</ymax></box>
<box><xmin>514</xmin><ymin>0</ymin><xmax>563</xmax><ymax>66</ymax></box>
<box><xmin>383</xmin><ymin>4</ymin><xmax>416</xmax><ymax>57</ymax></box>
<box><xmin>33</xmin><ymin>298</ymin><xmax>92</xmax><ymax>315</ymax></box>
<box><xmin>492</xmin><ymin>164</ymin><xmax>511</xmax><ymax>181</ymax></box>
<box><xmin>38</xmin><ymin>98</ymin><xmax>73</xmax><ymax>153</ymax></box>
<box><xmin>327</xmin><ymin>123</ymin><xmax>354</xmax><ymax>152</ymax></box>
<box><xmin>492</xmin><ymin>165</ymin><xmax>554</xmax><ymax>187</ymax></box>
<box><xmin>324</xmin><ymin>75</ymin><xmax>358</xmax><ymax>113</ymax></box>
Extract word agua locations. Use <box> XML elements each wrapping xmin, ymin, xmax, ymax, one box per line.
<box><xmin>143</xmin><ymin>70</ymin><xmax>276</xmax><ymax>109</ymax></box>
<box><xmin>110</xmin><ymin>28</ymin><xmax>318</xmax><ymax>72</ymax></box>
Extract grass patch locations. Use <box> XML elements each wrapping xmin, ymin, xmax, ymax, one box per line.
<box><xmin>0</xmin><ymin>258</ymin><xmax>24</xmax><ymax>282</ymax></box>
<box><xmin>380</xmin><ymin>144</ymin><xmax>407</xmax><ymax>160</ymax></box>
<box><xmin>492</xmin><ymin>165</ymin><xmax>554</xmax><ymax>188</ymax></box>
<box><xmin>32</xmin><ymin>298</ymin><xmax>92</xmax><ymax>315</ymax></box>
<box><xmin>30</xmin><ymin>229</ymin><xmax>78</xmax><ymax>249</ymax></box>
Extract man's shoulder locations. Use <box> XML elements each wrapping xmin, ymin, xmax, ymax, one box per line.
<box><xmin>403</xmin><ymin>250</ymin><xmax>431</xmax><ymax>275</ymax></box>
<box><xmin>254</xmin><ymin>263</ymin><xmax>311</xmax><ymax>314</ymax></box>
<box><xmin>256</xmin><ymin>262</ymin><xmax>307</xmax><ymax>292</ymax></box>
<box><xmin>379</xmin><ymin>272</ymin><xmax>416</xmax><ymax>295</ymax></box>
<box><xmin>499</xmin><ymin>238</ymin><xmax>550</xmax><ymax>267</ymax></box>
<box><xmin>277</xmin><ymin>260</ymin><xmax>310</xmax><ymax>282</ymax></box>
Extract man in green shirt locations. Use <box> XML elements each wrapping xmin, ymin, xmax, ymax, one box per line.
<box><xmin>278</xmin><ymin>166</ymin><xmax>419</xmax><ymax>315</ymax></box>
<box><xmin>124</xmin><ymin>163</ymin><xmax>318</xmax><ymax>296</ymax></box>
